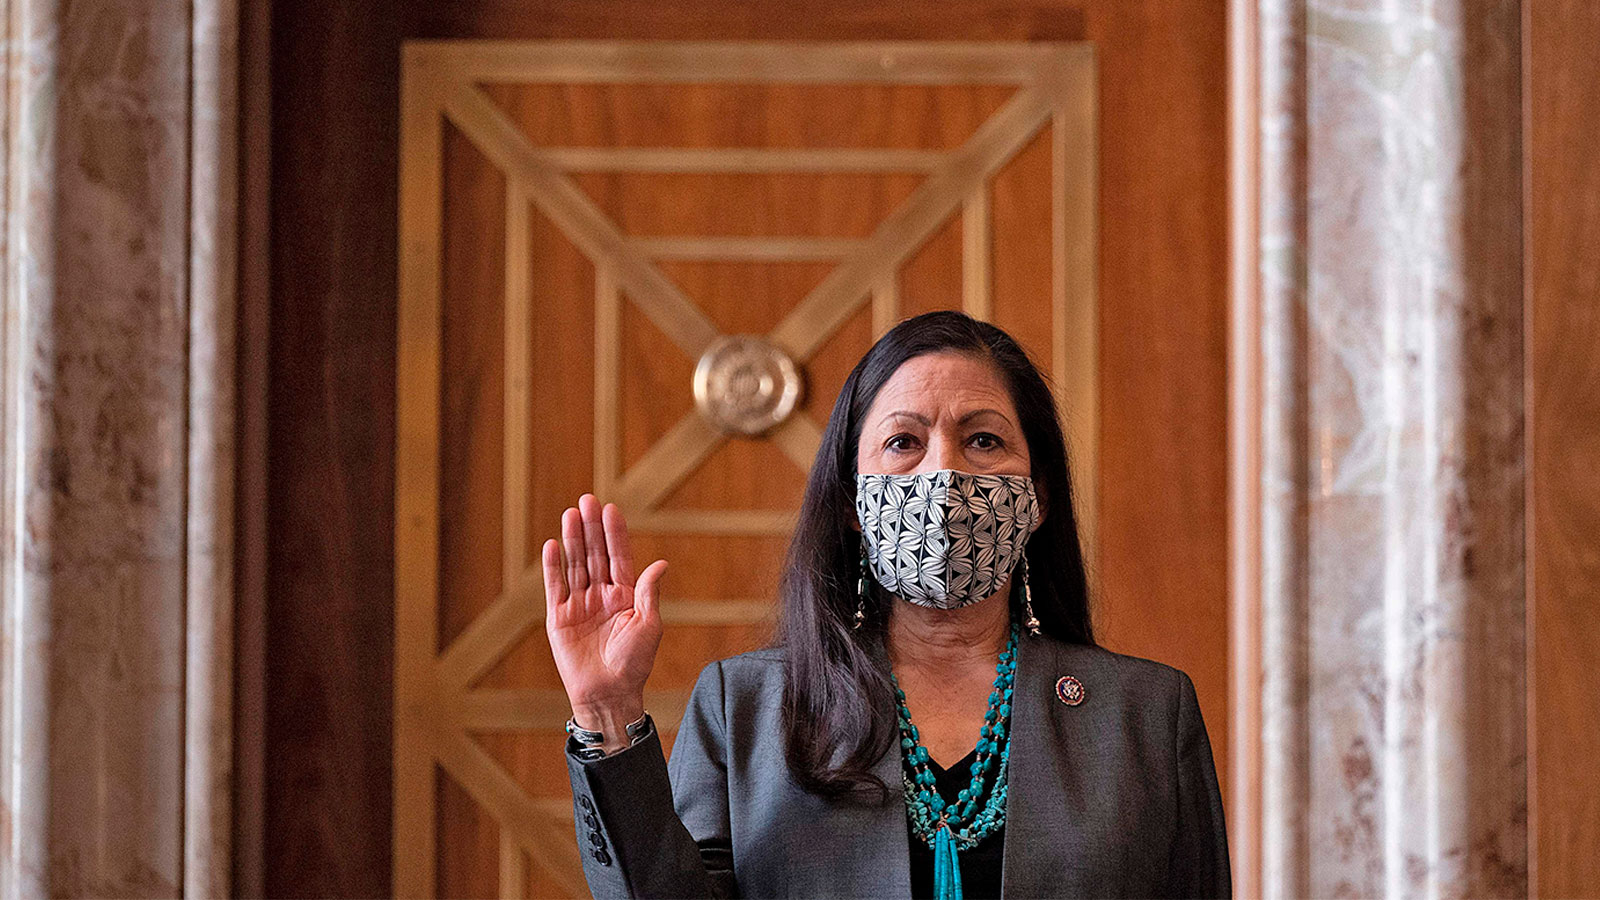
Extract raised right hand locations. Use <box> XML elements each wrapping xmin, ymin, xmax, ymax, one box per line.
<box><xmin>543</xmin><ymin>494</ymin><xmax>668</xmax><ymax>739</ymax></box>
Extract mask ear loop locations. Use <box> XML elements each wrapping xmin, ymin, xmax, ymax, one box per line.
<box><xmin>1021</xmin><ymin>554</ymin><xmax>1041</xmax><ymax>636</ymax></box>
<box><xmin>854</xmin><ymin>533</ymin><xmax>870</xmax><ymax>630</ymax></box>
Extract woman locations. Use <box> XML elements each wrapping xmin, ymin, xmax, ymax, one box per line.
<box><xmin>544</xmin><ymin>311</ymin><xmax>1230</xmax><ymax>899</ymax></box>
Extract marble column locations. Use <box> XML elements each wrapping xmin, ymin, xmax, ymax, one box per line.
<box><xmin>1237</xmin><ymin>0</ymin><xmax>1527</xmax><ymax>897</ymax></box>
<box><xmin>0</xmin><ymin>0</ymin><xmax>239</xmax><ymax>897</ymax></box>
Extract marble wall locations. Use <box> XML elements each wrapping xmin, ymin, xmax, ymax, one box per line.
<box><xmin>1246</xmin><ymin>0</ymin><xmax>1527</xmax><ymax>896</ymax></box>
<box><xmin>0</xmin><ymin>0</ymin><xmax>237</xmax><ymax>896</ymax></box>
<box><xmin>0</xmin><ymin>0</ymin><xmax>1536</xmax><ymax>895</ymax></box>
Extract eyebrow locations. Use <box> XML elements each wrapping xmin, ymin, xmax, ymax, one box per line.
<box><xmin>880</xmin><ymin>408</ymin><xmax>1016</xmax><ymax>428</ymax></box>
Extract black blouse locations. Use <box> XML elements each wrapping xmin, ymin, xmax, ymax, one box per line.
<box><xmin>907</xmin><ymin>746</ymin><xmax>1005</xmax><ymax>900</ymax></box>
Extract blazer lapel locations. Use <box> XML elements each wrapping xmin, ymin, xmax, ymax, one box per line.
<box><xmin>866</xmin><ymin>717</ymin><xmax>914</xmax><ymax>897</ymax></box>
<box><xmin>788</xmin><ymin>686</ymin><xmax>913</xmax><ymax>897</ymax></box>
<box><xmin>1001</xmin><ymin>635</ymin><xmax>1097</xmax><ymax>898</ymax></box>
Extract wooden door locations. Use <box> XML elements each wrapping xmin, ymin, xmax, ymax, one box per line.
<box><xmin>394</xmin><ymin>41</ymin><xmax>1096</xmax><ymax>898</ymax></box>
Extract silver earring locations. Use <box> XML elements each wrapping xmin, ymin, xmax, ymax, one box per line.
<box><xmin>1022</xmin><ymin>555</ymin><xmax>1041</xmax><ymax>636</ymax></box>
<box><xmin>854</xmin><ymin>542</ymin><xmax>869</xmax><ymax>629</ymax></box>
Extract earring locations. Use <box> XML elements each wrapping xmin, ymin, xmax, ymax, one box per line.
<box><xmin>1021</xmin><ymin>556</ymin><xmax>1041</xmax><ymax>636</ymax></box>
<box><xmin>854</xmin><ymin>542</ymin><xmax>869</xmax><ymax>630</ymax></box>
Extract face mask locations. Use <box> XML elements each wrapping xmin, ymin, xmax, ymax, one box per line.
<box><xmin>854</xmin><ymin>469</ymin><xmax>1041</xmax><ymax>610</ymax></box>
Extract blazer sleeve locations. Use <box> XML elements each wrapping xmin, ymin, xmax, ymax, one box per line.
<box><xmin>1167</xmin><ymin>670</ymin><xmax>1232</xmax><ymax>898</ymax></box>
<box><xmin>565</xmin><ymin>661</ymin><xmax>738</xmax><ymax>899</ymax></box>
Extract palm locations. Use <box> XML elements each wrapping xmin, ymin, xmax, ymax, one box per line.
<box><xmin>549</xmin><ymin>581</ymin><xmax>656</xmax><ymax>686</ymax></box>
<box><xmin>543</xmin><ymin>496</ymin><xmax>667</xmax><ymax>710</ymax></box>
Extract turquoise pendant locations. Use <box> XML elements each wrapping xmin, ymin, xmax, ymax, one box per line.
<box><xmin>893</xmin><ymin>623</ymin><xmax>1018</xmax><ymax>900</ymax></box>
<box><xmin>934</xmin><ymin>824</ymin><xmax>965</xmax><ymax>900</ymax></box>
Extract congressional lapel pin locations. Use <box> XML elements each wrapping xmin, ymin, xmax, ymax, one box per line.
<box><xmin>1055</xmin><ymin>675</ymin><xmax>1086</xmax><ymax>706</ymax></box>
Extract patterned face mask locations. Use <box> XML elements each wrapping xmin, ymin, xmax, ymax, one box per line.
<box><xmin>854</xmin><ymin>469</ymin><xmax>1042</xmax><ymax>610</ymax></box>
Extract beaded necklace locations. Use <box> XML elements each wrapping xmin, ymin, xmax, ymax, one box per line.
<box><xmin>892</xmin><ymin>622</ymin><xmax>1019</xmax><ymax>900</ymax></box>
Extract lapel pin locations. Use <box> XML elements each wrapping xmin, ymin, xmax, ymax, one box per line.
<box><xmin>1055</xmin><ymin>675</ymin><xmax>1085</xmax><ymax>706</ymax></box>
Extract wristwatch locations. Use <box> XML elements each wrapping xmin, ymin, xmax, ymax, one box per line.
<box><xmin>566</xmin><ymin>710</ymin><xmax>652</xmax><ymax>761</ymax></box>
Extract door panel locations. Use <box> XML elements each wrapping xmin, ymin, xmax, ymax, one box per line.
<box><xmin>438</xmin><ymin>124</ymin><xmax>508</xmax><ymax>651</ymax></box>
<box><xmin>396</xmin><ymin>41</ymin><xmax>1096</xmax><ymax>897</ymax></box>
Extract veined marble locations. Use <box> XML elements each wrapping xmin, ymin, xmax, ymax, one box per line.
<box><xmin>1</xmin><ymin>0</ymin><xmax>238</xmax><ymax>896</ymax></box>
<box><xmin>1251</xmin><ymin>1</ymin><xmax>1527</xmax><ymax>897</ymax></box>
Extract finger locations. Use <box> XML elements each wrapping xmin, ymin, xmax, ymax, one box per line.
<box><xmin>561</xmin><ymin>507</ymin><xmax>588</xmax><ymax>593</ymax></box>
<box><xmin>603</xmin><ymin>503</ymin><xmax>635</xmax><ymax>586</ymax></box>
<box><xmin>578</xmin><ymin>493</ymin><xmax>610</xmax><ymax>587</ymax></box>
<box><xmin>541</xmin><ymin>539</ymin><xmax>566</xmax><ymax>618</ymax></box>
<box><xmin>636</xmin><ymin>559</ymin><xmax>669</xmax><ymax>622</ymax></box>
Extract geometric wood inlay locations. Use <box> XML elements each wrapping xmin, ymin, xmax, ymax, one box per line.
<box><xmin>396</xmin><ymin>40</ymin><xmax>1097</xmax><ymax>899</ymax></box>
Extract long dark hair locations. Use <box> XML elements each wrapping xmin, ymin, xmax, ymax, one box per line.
<box><xmin>776</xmin><ymin>310</ymin><xmax>1096</xmax><ymax>802</ymax></box>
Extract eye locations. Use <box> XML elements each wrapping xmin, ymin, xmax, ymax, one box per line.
<box><xmin>969</xmin><ymin>432</ymin><xmax>1004</xmax><ymax>451</ymax></box>
<box><xmin>885</xmin><ymin>433</ymin><xmax>921</xmax><ymax>453</ymax></box>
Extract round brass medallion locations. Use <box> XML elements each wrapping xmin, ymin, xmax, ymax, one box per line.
<box><xmin>692</xmin><ymin>335</ymin><xmax>804</xmax><ymax>436</ymax></box>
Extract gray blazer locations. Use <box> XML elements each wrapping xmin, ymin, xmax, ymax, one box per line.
<box><xmin>565</xmin><ymin>634</ymin><xmax>1230</xmax><ymax>898</ymax></box>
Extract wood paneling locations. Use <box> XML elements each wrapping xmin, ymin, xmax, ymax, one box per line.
<box><xmin>265</xmin><ymin>2</ymin><xmax>399</xmax><ymax>897</ymax></box>
<box><xmin>1080</xmin><ymin>5</ymin><xmax>1229</xmax><ymax>783</ymax></box>
<box><xmin>438</xmin><ymin>124</ymin><xmax>508</xmax><ymax>651</ymax></box>
<box><xmin>265</xmin><ymin>3</ymin><xmax>1228</xmax><ymax>896</ymax></box>
<box><xmin>400</xmin><ymin>42</ymin><xmax>1097</xmax><ymax>897</ymax></box>
<box><xmin>1528</xmin><ymin>1</ymin><xmax>1600</xmax><ymax>894</ymax></box>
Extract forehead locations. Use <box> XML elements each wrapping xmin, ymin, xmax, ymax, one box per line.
<box><xmin>863</xmin><ymin>351</ymin><xmax>1016</xmax><ymax>421</ymax></box>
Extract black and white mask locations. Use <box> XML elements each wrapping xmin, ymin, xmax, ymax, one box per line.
<box><xmin>854</xmin><ymin>469</ymin><xmax>1041</xmax><ymax>610</ymax></box>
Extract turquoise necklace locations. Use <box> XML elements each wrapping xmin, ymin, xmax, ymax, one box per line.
<box><xmin>891</xmin><ymin>622</ymin><xmax>1019</xmax><ymax>900</ymax></box>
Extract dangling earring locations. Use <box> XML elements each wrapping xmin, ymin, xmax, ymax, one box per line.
<box><xmin>1021</xmin><ymin>555</ymin><xmax>1041</xmax><ymax>636</ymax></box>
<box><xmin>854</xmin><ymin>540</ymin><xmax>869</xmax><ymax>630</ymax></box>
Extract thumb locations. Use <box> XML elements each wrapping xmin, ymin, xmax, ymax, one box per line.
<box><xmin>635</xmin><ymin>559</ymin><xmax>668</xmax><ymax>621</ymax></box>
